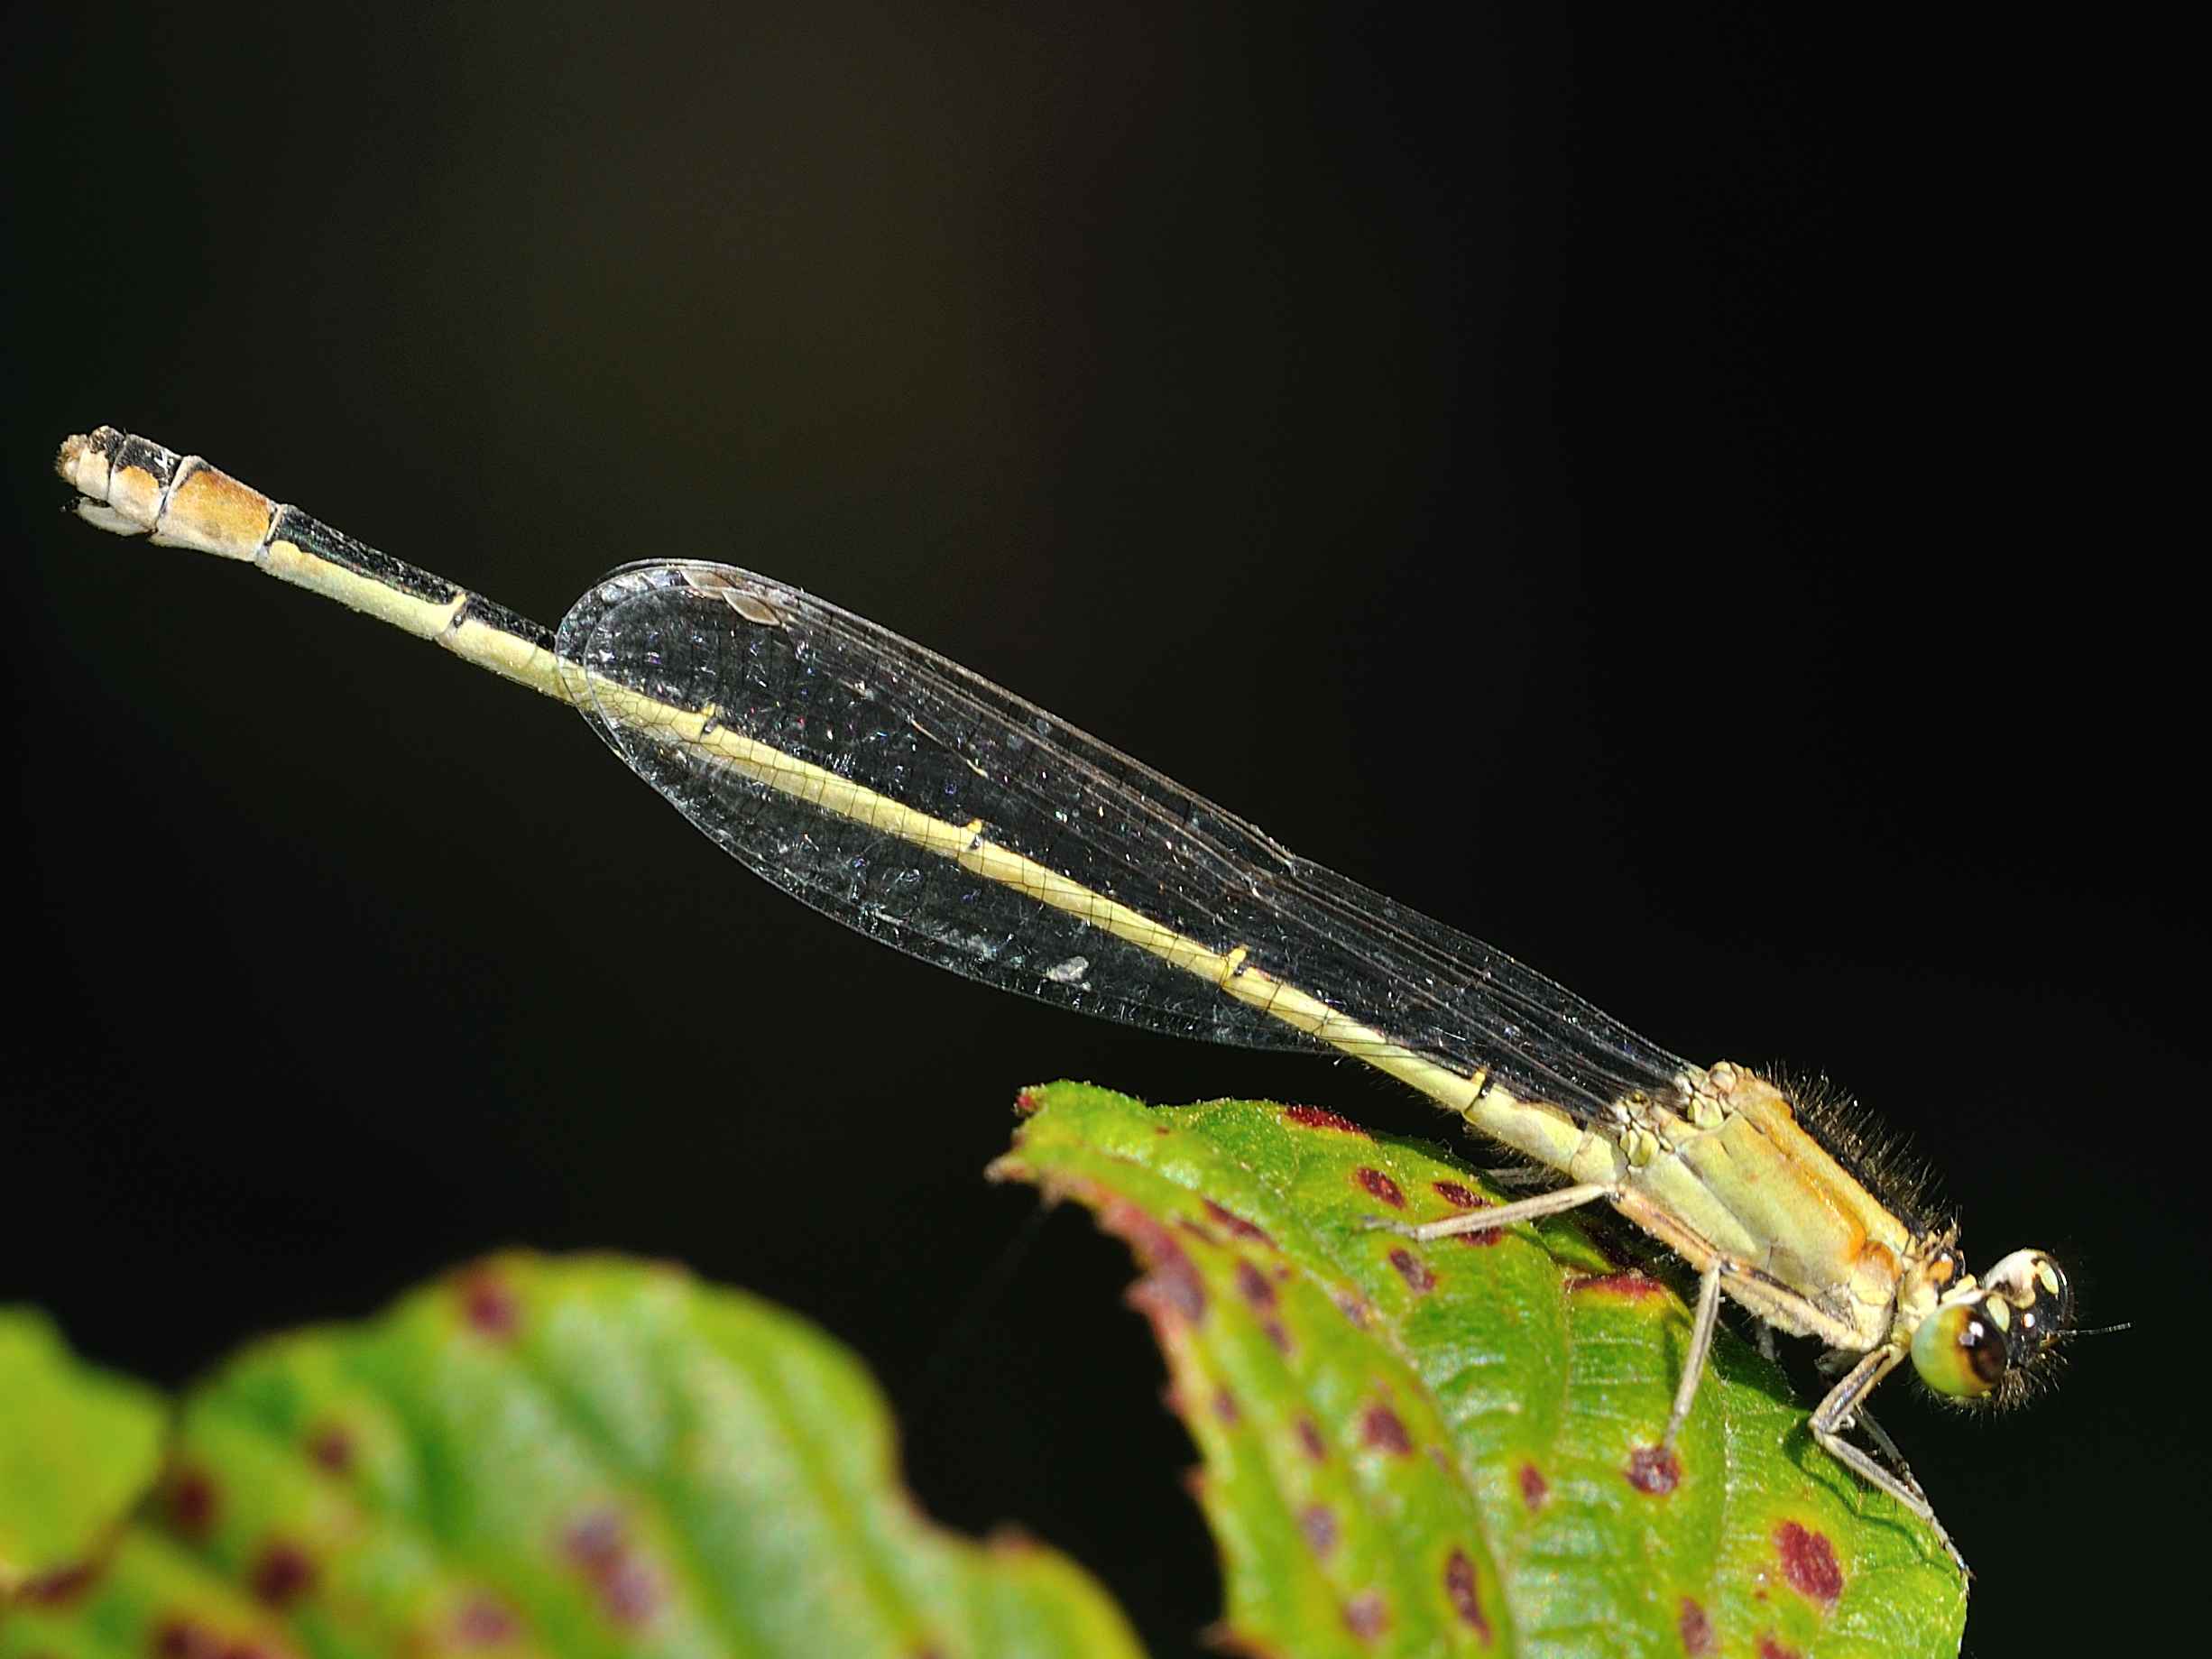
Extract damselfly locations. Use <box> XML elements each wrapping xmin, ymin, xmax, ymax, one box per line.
<box><xmin>56</xmin><ymin>426</ymin><xmax>2073</xmax><ymax>1570</ymax></box>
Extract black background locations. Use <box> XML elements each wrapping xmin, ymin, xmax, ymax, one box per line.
<box><xmin>4</xmin><ymin>6</ymin><xmax>2196</xmax><ymax>1654</ymax></box>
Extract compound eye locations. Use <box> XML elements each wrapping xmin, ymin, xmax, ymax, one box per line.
<box><xmin>1911</xmin><ymin>1295</ymin><xmax>2008</xmax><ymax>1399</ymax></box>
<box><xmin>1982</xmin><ymin>1249</ymin><xmax>2071</xmax><ymax>1359</ymax></box>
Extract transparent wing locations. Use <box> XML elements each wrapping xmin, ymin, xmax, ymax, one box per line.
<box><xmin>554</xmin><ymin>561</ymin><xmax>1691</xmax><ymax>1121</ymax></box>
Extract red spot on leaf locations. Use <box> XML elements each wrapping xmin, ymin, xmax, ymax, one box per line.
<box><xmin>166</xmin><ymin>1467</ymin><xmax>218</xmax><ymax>1538</ymax></box>
<box><xmin>1013</xmin><ymin>1089</ymin><xmax>1040</xmax><ymax>1115</ymax></box>
<box><xmin>562</xmin><ymin>1508</ymin><xmax>624</xmax><ymax>1569</ymax></box>
<box><xmin>1626</xmin><ymin>1445</ymin><xmax>1682</xmax><ymax>1494</ymax></box>
<box><xmin>1282</xmin><ymin>1104</ymin><xmax>1366</xmax><ymax>1135</ymax></box>
<box><xmin>1261</xmin><ymin>1317</ymin><xmax>1293</xmax><ymax>1353</ymax></box>
<box><xmin>1203</xmin><ymin>1198</ymin><xmax>1276</xmax><ymax>1247</ymax></box>
<box><xmin>1456</xmin><ymin>1223</ymin><xmax>1505</xmax><ymax>1248</ymax></box>
<box><xmin>1299</xmin><ymin>1504</ymin><xmax>1338</xmax><ymax>1557</ymax></box>
<box><xmin>1360</xmin><ymin>1403</ymin><xmax>1413</xmax><ymax>1455</ymax></box>
<box><xmin>1212</xmin><ymin>1388</ymin><xmax>1240</xmax><ymax>1424</ymax></box>
<box><xmin>250</xmin><ymin>1541</ymin><xmax>317</xmax><ymax>1609</ymax></box>
<box><xmin>1757</xmin><ymin>1639</ymin><xmax>1802</xmax><ymax>1659</ymax></box>
<box><xmin>306</xmin><ymin>1425</ymin><xmax>354</xmax><ymax>1473</ymax></box>
<box><xmin>597</xmin><ymin>1556</ymin><xmax>662</xmax><ymax>1625</ymax></box>
<box><xmin>152</xmin><ymin>1619</ymin><xmax>224</xmax><ymax>1659</ymax></box>
<box><xmin>1388</xmin><ymin>1248</ymin><xmax>1435</xmax><ymax>1292</ymax></box>
<box><xmin>1355</xmin><ymin>1166</ymin><xmax>1406</xmax><ymax>1208</ymax></box>
<box><xmin>454</xmin><ymin>1596</ymin><xmax>521</xmax><ymax>1645</ymax></box>
<box><xmin>1518</xmin><ymin>1462</ymin><xmax>1549</xmax><ymax>1512</ymax></box>
<box><xmin>1444</xmin><ymin>1550</ymin><xmax>1492</xmax><ymax>1640</ymax></box>
<box><xmin>1297</xmin><ymin>1418</ymin><xmax>1328</xmax><ymax>1461</ymax></box>
<box><xmin>1344</xmin><ymin>1590</ymin><xmax>1389</xmax><ymax>1638</ymax></box>
<box><xmin>1103</xmin><ymin>1200</ymin><xmax>1207</xmax><ymax>1323</ymax></box>
<box><xmin>1433</xmin><ymin>1180</ymin><xmax>1483</xmax><ymax>1209</ymax></box>
<box><xmin>1336</xmin><ymin>1293</ymin><xmax>1370</xmax><ymax>1329</ymax></box>
<box><xmin>457</xmin><ymin>1270</ymin><xmax>520</xmax><ymax>1338</ymax></box>
<box><xmin>561</xmin><ymin>1508</ymin><xmax>662</xmax><ymax>1627</ymax></box>
<box><xmin>1235</xmin><ymin>1260</ymin><xmax>1277</xmax><ymax>1310</ymax></box>
<box><xmin>1774</xmin><ymin>1521</ymin><xmax>1844</xmax><ymax>1606</ymax></box>
<box><xmin>1678</xmin><ymin>1597</ymin><xmax>1715</xmax><ymax>1654</ymax></box>
<box><xmin>21</xmin><ymin>1561</ymin><xmax>98</xmax><ymax>1605</ymax></box>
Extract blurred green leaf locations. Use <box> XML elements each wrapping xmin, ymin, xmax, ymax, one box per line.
<box><xmin>992</xmin><ymin>1083</ymin><xmax>1968</xmax><ymax>1659</ymax></box>
<box><xmin>0</xmin><ymin>1254</ymin><xmax>1139</xmax><ymax>1659</ymax></box>
<box><xmin>0</xmin><ymin>1307</ymin><xmax>166</xmax><ymax>1599</ymax></box>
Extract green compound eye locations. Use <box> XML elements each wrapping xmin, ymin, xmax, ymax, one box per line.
<box><xmin>1912</xmin><ymin>1295</ymin><xmax>2008</xmax><ymax>1398</ymax></box>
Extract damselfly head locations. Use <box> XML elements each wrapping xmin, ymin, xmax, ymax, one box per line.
<box><xmin>1910</xmin><ymin>1247</ymin><xmax>2071</xmax><ymax>1408</ymax></box>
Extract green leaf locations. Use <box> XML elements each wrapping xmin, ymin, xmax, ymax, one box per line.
<box><xmin>0</xmin><ymin>1253</ymin><xmax>1140</xmax><ymax>1659</ymax></box>
<box><xmin>992</xmin><ymin>1083</ymin><xmax>1969</xmax><ymax>1659</ymax></box>
<box><xmin>0</xmin><ymin>1308</ymin><xmax>166</xmax><ymax>1599</ymax></box>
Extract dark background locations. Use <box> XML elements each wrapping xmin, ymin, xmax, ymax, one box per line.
<box><xmin>4</xmin><ymin>6</ymin><xmax>2194</xmax><ymax>1654</ymax></box>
